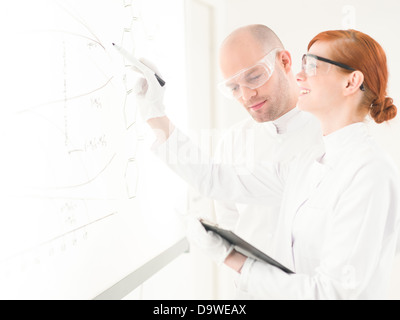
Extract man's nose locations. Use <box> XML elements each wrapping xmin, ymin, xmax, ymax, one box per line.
<box><xmin>240</xmin><ymin>86</ymin><xmax>257</xmax><ymax>101</ymax></box>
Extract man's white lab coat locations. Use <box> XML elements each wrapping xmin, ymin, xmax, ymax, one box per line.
<box><xmin>153</xmin><ymin>122</ymin><xmax>400</xmax><ymax>299</ymax></box>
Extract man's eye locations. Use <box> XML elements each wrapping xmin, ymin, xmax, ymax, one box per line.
<box><xmin>246</xmin><ymin>74</ymin><xmax>262</xmax><ymax>83</ymax></box>
<box><xmin>228</xmin><ymin>85</ymin><xmax>239</xmax><ymax>92</ymax></box>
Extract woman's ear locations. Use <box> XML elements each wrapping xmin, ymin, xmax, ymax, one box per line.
<box><xmin>344</xmin><ymin>71</ymin><xmax>364</xmax><ymax>95</ymax></box>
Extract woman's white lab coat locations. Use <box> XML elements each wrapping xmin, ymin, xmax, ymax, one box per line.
<box><xmin>153</xmin><ymin>122</ymin><xmax>400</xmax><ymax>299</ymax></box>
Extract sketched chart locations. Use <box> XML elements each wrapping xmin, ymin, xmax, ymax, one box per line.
<box><xmin>0</xmin><ymin>0</ymin><xmax>186</xmax><ymax>299</ymax></box>
<box><xmin>121</xmin><ymin>0</ymin><xmax>142</xmax><ymax>200</ymax></box>
<box><xmin>0</xmin><ymin>0</ymin><xmax>150</xmax><ymax>291</ymax></box>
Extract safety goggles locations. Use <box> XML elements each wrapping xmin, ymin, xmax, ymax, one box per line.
<box><xmin>301</xmin><ymin>53</ymin><xmax>365</xmax><ymax>91</ymax></box>
<box><xmin>218</xmin><ymin>48</ymin><xmax>280</xmax><ymax>99</ymax></box>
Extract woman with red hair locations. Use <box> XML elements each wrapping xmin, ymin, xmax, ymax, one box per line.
<box><xmin>137</xmin><ymin>29</ymin><xmax>400</xmax><ymax>299</ymax></box>
<box><xmin>297</xmin><ymin>29</ymin><xmax>396</xmax><ymax>129</ymax></box>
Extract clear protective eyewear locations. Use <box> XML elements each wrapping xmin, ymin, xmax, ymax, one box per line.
<box><xmin>301</xmin><ymin>53</ymin><xmax>365</xmax><ymax>91</ymax></box>
<box><xmin>218</xmin><ymin>48</ymin><xmax>280</xmax><ymax>99</ymax></box>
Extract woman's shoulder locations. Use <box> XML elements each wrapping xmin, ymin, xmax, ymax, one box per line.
<box><xmin>349</xmin><ymin>134</ymin><xmax>399</xmax><ymax>178</ymax></box>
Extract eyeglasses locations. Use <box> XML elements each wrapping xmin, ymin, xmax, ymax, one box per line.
<box><xmin>302</xmin><ymin>53</ymin><xmax>365</xmax><ymax>91</ymax></box>
<box><xmin>218</xmin><ymin>48</ymin><xmax>280</xmax><ymax>99</ymax></box>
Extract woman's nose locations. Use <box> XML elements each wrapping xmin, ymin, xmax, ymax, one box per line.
<box><xmin>296</xmin><ymin>69</ymin><xmax>306</xmax><ymax>83</ymax></box>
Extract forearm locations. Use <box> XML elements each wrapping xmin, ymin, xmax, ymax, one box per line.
<box><xmin>151</xmin><ymin>127</ymin><xmax>285</xmax><ymax>205</ymax></box>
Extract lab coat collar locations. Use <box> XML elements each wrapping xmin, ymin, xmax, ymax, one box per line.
<box><xmin>272</xmin><ymin>107</ymin><xmax>301</xmax><ymax>134</ymax></box>
<box><xmin>320</xmin><ymin>122</ymin><xmax>368</xmax><ymax>166</ymax></box>
<box><xmin>257</xmin><ymin>107</ymin><xmax>313</xmax><ymax>136</ymax></box>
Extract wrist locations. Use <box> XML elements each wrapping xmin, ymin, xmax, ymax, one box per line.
<box><xmin>147</xmin><ymin>116</ymin><xmax>175</xmax><ymax>142</ymax></box>
<box><xmin>224</xmin><ymin>250</ymin><xmax>248</xmax><ymax>273</ymax></box>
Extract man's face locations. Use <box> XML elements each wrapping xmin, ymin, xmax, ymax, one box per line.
<box><xmin>219</xmin><ymin>39</ymin><xmax>292</xmax><ymax>122</ymax></box>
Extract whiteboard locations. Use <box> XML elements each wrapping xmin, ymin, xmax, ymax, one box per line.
<box><xmin>0</xmin><ymin>0</ymin><xmax>187</xmax><ymax>299</ymax></box>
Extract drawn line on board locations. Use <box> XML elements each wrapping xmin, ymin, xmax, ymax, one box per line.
<box><xmin>32</xmin><ymin>153</ymin><xmax>117</xmax><ymax>191</ymax></box>
<box><xmin>15</xmin><ymin>107</ymin><xmax>111</xmax><ymax>162</ymax></box>
<box><xmin>17</xmin><ymin>76</ymin><xmax>114</xmax><ymax>114</ymax></box>
<box><xmin>0</xmin><ymin>211</ymin><xmax>117</xmax><ymax>265</ymax></box>
<box><xmin>33</xmin><ymin>29</ymin><xmax>105</xmax><ymax>50</ymax></box>
<box><xmin>56</xmin><ymin>0</ymin><xmax>104</xmax><ymax>50</ymax></box>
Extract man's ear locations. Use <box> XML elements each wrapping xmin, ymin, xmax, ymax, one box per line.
<box><xmin>279</xmin><ymin>50</ymin><xmax>292</xmax><ymax>72</ymax></box>
<box><xmin>344</xmin><ymin>71</ymin><xmax>364</xmax><ymax>95</ymax></box>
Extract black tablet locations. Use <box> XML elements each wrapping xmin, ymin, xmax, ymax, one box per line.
<box><xmin>200</xmin><ymin>219</ymin><xmax>294</xmax><ymax>274</ymax></box>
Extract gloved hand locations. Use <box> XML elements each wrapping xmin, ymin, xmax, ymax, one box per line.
<box><xmin>130</xmin><ymin>58</ymin><xmax>166</xmax><ymax>121</ymax></box>
<box><xmin>186</xmin><ymin>218</ymin><xmax>234</xmax><ymax>265</ymax></box>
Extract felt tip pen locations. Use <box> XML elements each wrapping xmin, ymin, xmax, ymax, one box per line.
<box><xmin>112</xmin><ymin>43</ymin><xmax>166</xmax><ymax>87</ymax></box>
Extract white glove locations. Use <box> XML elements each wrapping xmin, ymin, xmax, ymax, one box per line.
<box><xmin>186</xmin><ymin>218</ymin><xmax>234</xmax><ymax>265</ymax></box>
<box><xmin>131</xmin><ymin>58</ymin><xmax>166</xmax><ymax>121</ymax></box>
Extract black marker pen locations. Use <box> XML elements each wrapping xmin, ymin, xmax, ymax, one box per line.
<box><xmin>112</xmin><ymin>43</ymin><xmax>166</xmax><ymax>87</ymax></box>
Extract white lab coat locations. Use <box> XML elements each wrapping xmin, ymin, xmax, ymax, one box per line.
<box><xmin>214</xmin><ymin>109</ymin><xmax>323</xmax><ymax>299</ymax></box>
<box><xmin>153</xmin><ymin>122</ymin><xmax>400</xmax><ymax>299</ymax></box>
<box><xmin>214</xmin><ymin>108</ymin><xmax>323</xmax><ymax>255</ymax></box>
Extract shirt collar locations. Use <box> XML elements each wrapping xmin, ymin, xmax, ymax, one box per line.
<box><xmin>320</xmin><ymin>122</ymin><xmax>368</xmax><ymax>165</ymax></box>
<box><xmin>257</xmin><ymin>107</ymin><xmax>313</xmax><ymax>135</ymax></box>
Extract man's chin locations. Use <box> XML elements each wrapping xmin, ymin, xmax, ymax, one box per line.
<box><xmin>251</xmin><ymin>116</ymin><xmax>271</xmax><ymax>123</ymax></box>
<box><xmin>248</xmin><ymin>110</ymin><xmax>273</xmax><ymax>123</ymax></box>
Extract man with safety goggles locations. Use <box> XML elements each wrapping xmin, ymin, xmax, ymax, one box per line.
<box><xmin>210</xmin><ymin>25</ymin><xmax>324</xmax><ymax>298</ymax></box>
<box><xmin>131</xmin><ymin>24</ymin><xmax>324</xmax><ymax>299</ymax></box>
<box><xmin>218</xmin><ymin>48</ymin><xmax>280</xmax><ymax>101</ymax></box>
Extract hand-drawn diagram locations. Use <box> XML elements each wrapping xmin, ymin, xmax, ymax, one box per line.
<box><xmin>0</xmin><ymin>0</ymin><xmax>185</xmax><ymax>299</ymax></box>
<box><xmin>0</xmin><ymin>1</ymin><xmax>125</xmax><ymax>260</ymax></box>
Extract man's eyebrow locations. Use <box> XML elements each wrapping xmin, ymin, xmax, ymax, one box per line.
<box><xmin>225</xmin><ymin>79</ymin><xmax>237</xmax><ymax>87</ymax></box>
<box><xmin>243</xmin><ymin>67</ymin><xmax>261</xmax><ymax>77</ymax></box>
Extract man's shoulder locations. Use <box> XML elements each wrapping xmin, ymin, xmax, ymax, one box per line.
<box><xmin>226</xmin><ymin>117</ymin><xmax>258</xmax><ymax>133</ymax></box>
<box><xmin>217</xmin><ymin>118</ymin><xmax>254</xmax><ymax>145</ymax></box>
<box><xmin>222</xmin><ymin>111</ymin><xmax>321</xmax><ymax>138</ymax></box>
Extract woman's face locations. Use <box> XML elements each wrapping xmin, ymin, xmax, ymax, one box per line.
<box><xmin>296</xmin><ymin>41</ymin><xmax>346</xmax><ymax>118</ymax></box>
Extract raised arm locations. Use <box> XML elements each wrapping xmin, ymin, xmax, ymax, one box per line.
<box><xmin>151</xmin><ymin>125</ymin><xmax>286</xmax><ymax>205</ymax></box>
<box><xmin>129</xmin><ymin>58</ymin><xmax>287</xmax><ymax>205</ymax></box>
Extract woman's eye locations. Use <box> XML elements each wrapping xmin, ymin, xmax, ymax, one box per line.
<box><xmin>305</xmin><ymin>63</ymin><xmax>316</xmax><ymax>71</ymax></box>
